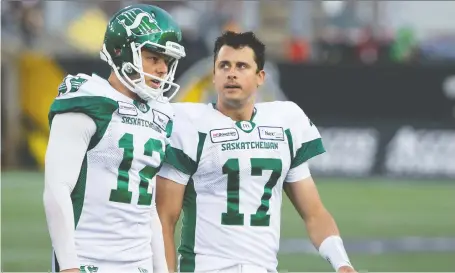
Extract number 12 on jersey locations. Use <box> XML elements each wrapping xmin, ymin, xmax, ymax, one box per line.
<box><xmin>222</xmin><ymin>158</ymin><xmax>282</xmax><ymax>227</ymax></box>
<box><xmin>109</xmin><ymin>133</ymin><xmax>164</xmax><ymax>206</ymax></box>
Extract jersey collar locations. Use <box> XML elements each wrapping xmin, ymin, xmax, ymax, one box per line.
<box><xmin>211</xmin><ymin>103</ymin><xmax>257</xmax><ymax>122</ymax></box>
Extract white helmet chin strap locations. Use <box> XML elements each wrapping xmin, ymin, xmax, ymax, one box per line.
<box><xmin>100</xmin><ymin>40</ymin><xmax>185</xmax><ymax>101</ymax></box>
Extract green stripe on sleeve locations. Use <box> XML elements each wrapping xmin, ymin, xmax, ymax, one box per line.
<box><xmin>285</xmin><ymin>129</ymin><xmax>294</xmax><ymax>161</ymax></box>
<box><xmin>48</xmin><ymin>96</ymin><xmax>118</xmax><ymax>150</ymax></box>
<box><xmin>290</xmin><ymin>138</ymin><xmax>326</xmax><ymax>169</ymax></box>
<box><xmin>164</xmin><ymin>147</ymin><xmax>197</xmax><ymax>175</ymax></box>
<box><xmin>177</xmin><ymin>132</ymin><xmax>206</xmax><ymax>272</ymax></box>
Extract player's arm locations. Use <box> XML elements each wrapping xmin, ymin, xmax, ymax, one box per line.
<box><xmin>43</xmin><ymin>112</ymin><xmax>96</xmax><ymax>272</ymax></box>
<box><xmin>150</xmin><ymin>200</ymin><xmax>169</xmax><ymax>273</ymax></box>
<box><xmin>156</xmin><ymin>164</ymin><xmax>189</xmax><ymax>273</ymax></box>
<box><xmin>284</xmin><ymin>173</ymin><xmax>354</xmax><ymax>272</ymax></box>
<box><xmin>284</xmin><ymin>101</ymin><xmax>355</xmax><ymax>272</ymax></box>
<box><xmin>155</xmin><ymin>105</ymin><xmax>199</xmax><ymax>272</ymax></box>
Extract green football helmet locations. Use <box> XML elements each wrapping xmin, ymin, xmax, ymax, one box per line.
<box><xmin>100</xmin><ymin>4</ymin><xmax>186</xmax><ymax>101</ymax></box>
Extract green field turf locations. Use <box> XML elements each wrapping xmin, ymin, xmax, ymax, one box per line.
<box><xmin>2</xmin><ymin>171</ymin><xmax>455</xmax><ymax>272</ymax></box>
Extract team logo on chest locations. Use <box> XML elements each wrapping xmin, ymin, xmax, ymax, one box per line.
<box><xmin>137</xmin><ymin>103</ymin><xmax>148</xmax><ymax>113</ymax></box>
<box><xmin>210</xmin><ymin>128</ymin><xmax>239</xmax><ymax>143</ymax></box>
<box><xmin>258</xmin><ymin>126</ymin><xmax>285</xmax><ymax>141</ymax></box>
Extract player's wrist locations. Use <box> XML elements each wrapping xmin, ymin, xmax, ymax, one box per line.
<box><xmin>318</xmin><ymin>235</ymin><xmax>353</xmax><ymax>271</ymax></box>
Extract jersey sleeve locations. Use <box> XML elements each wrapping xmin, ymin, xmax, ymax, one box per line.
<box><xmin>158</xmin><ymin>105</ymin><xmax>201</xmax><ymax>185</ymax></box>
<box><xmin>48</xmin><ymin>74</ymin><xmax>119</xmax><ymax>150</ymax></box>
<box><xmin>285</xmin><ymin>102</ymin><xmax>326</xmax><ymax>182</ymax></box>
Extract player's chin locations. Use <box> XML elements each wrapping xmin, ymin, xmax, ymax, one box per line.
<box><xmin>222</xmin><ymin>95</ymin><xmax>245</xmax><ymax>107</ymax></box>
<box><xmin>222</xmin><ymin>87</ymin><xmax>243</xmax><ymax>98</ymax></box>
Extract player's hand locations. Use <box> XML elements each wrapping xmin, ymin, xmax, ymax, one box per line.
<box><xmin>338</xmin><ymin>265</ymin><xmax>356</xmax><ymax>273</ymax></box>
<box><xmin>60</xmin><ymin>268</ymin><xmax>80</xmax><ymax>273</ymax></box>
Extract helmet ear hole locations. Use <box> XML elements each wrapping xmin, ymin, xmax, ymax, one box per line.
<box><xmin>114</xmin><ymin>48</ymin><xmax>122</xmax><ymax>57</ymax></box>
<box><xmin>123</xmin><ymin>63</ymin><xmax>134</xmax><ymax>74</ymax></box>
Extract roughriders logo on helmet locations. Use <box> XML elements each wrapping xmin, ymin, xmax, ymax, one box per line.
<box><xmin>117</xmin><ymin>8</ymin><xmax>162</xmax><ymax>36</ymax></box>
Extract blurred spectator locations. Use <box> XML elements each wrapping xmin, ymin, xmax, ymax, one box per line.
<box><xmin>169</xmin><ymin>4</ymin><xmax>210</xmax><ymax>65</ymax></box>
<box><xmin>2</xmin><ymin>0</ymin><xmax>44</xmax><ymax>47</ymax></box>
<box><xmin>196</xmin><ymin>0</ymin><xmax>242</xmax><ymax>52</ymax></box>
<box><xmin>390</xmin><ymin>27</ymin><xmax>418</xmax><ymax>63</ymax></box>
<box><xmin>223</xmin><ymin>20</ymin><xmax>241</xmax><ymax>33</ymax></box>
<box><xmin>418</xmin><ymin>34</ymin><xmax>455</xmax><ymax>63</ymax></box>
<box><xmin>356</xmin><ymin>26</ymin><xmax>379</xmax><ymax>64</ymax></box>
<box><xmin>2</xmin><ymin>0</ymin><xmax>455</xmax><ymax>64</ymax></box>
<box><xmin>287</xmin><ymin>38</ymin><xmax>311</xmax><ymax>63</ymax></box>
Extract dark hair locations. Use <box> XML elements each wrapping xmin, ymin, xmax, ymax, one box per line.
<box><xmin>213</xmin><ymin>31</ymin><xmax>265</xmax><ymax>71</ymax></box>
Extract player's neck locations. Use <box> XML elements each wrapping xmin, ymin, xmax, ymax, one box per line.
<box><xmin>215</xmin><ymin>101</ymin><xmax>255</xmax><ymax>122</ymax></box>
<box><xmin>108</xmin><ymin>73</ymin><xmax>143</xmax><ymax>102</ymax></box>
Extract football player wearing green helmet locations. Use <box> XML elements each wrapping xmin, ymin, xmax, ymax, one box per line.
<box><xmin>44</xmin><ymin>4</ymin><xmax>185</xmax><ymax>273</ymax></box>
<box><xmin>100</xmin><ymin>4</ymin><xmax>186</xmax><ymax>101</ymax></box>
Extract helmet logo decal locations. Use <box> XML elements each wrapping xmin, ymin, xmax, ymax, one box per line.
<box><xmin>117</xmin><ymin>8</ymin><xmax>162</xmax><ymax>37</ymax></box>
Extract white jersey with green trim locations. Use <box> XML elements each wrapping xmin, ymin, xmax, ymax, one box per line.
<box><xmin>48</xmin><ymin>73</ymin><xmax>173</xmax><ymax>267</ymax></box>
<box><xmin>158</xmin><ymin>102</ymin><xmax>325</xmax><ymax>272</ymax></box>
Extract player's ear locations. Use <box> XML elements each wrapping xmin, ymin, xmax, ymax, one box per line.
<box><xmin>256</xmin><ymin>69</ymin><xmax>265</xmax><ymax>87</ymax></box>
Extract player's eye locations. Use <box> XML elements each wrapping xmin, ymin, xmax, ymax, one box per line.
<box><xmin>219</xmin><ymin>63</ymin><xmax>230</xmax><ymax>69</ymax></box>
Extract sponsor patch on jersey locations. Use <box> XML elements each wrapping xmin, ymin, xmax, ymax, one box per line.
<box><xmin>258</xmin><ymin>126</ymin><xmax>285</xmax><ymax>141</ymax></box>
<box><xmin>117</xmin><ymin>101</ymin><xmax>138</xmax><ymax>116</ymax></box>
<box><xmin>210</xmin><ymin>128</ymin><xmax>239</xmax><ymax>143</ymax></box>
<box><xmin>152</xmin><ymin>109</ymin><xmax>170</xmax><ymax>131</ymax></box>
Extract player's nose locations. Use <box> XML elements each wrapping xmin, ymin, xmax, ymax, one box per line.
<box><xmin>155</xmin><ymin>59</ymin><xmax>168</xmax><ymax>76</ymax></box>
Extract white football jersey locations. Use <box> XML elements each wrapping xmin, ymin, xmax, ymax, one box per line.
<box><xmin>49</xmin><ymin>73</ymin><xmax>173</xmax><ymax>268</ymax></box>
<box><xmin>158</xmin><ymin>102</ymin><xmax>325</xmax><ymax>272</ymax></box>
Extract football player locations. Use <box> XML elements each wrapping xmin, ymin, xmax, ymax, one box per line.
<box><xmin>43</xmin><ymin>4</ymin><xmax>185</xmax><ymax>273</ymax></box>
<box><xmin>156</xmin><ymin>31</ymin><xmax>356</xmax><ymax>273</ymax></box>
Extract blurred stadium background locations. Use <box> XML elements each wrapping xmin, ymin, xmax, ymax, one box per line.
<box><xmin>2</xmin><ymin>1</ymin><xmax>455</xmax><ymax>272</ymax></box>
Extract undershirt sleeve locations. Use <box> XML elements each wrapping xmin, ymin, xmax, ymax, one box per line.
<box><xmin>43</xmin><ymin>112</ymin><xmax>96</xmax><ymax>270</ymax></box>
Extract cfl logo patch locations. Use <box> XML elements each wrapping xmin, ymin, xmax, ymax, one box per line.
<box><xmin>240</xmin><ymin>121</ymin><xmax>252</xmax><ymax>131</ymax></box>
